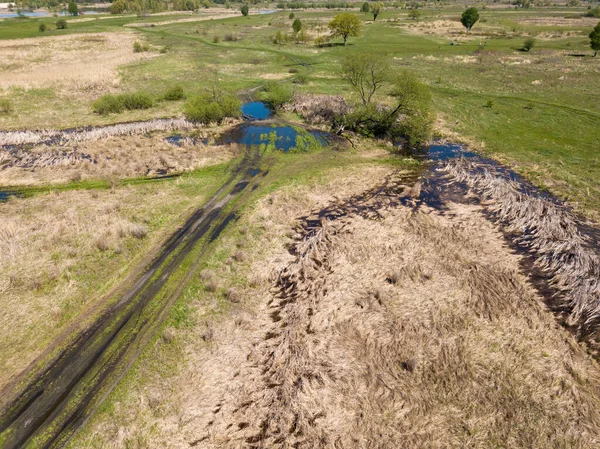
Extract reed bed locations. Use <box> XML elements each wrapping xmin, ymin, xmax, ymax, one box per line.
<box><xmin>286</xmin><ymin>94</ymin><xmax>352</xmax><ymax>125</ymax></box>
<box><xmin>445</xmin><ymin>158</ymin><xmax>600</xmax><ymax>330</ymax></box>
<box><xmin>0</xmin><ymin>118</ymin><xmax>196</xmax><ymax>148</ymax></box>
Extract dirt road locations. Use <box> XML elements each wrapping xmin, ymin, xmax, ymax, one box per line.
<box><xmin>0</xmin><ymin>146</ymin><xmax>266</xmax><ymax>449</ymax></box>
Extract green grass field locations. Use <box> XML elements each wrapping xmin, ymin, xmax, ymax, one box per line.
<box><xmin>0</xmin><ymin>5</ymin><xmax>599</xmax><ymax>216</ymax></box>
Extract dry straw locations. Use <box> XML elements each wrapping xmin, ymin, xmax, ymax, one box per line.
<box><xmin>445</xmin><ymin>158</ymin><xmax>600</xmax><ymax>329</ymax></box>
<box><xmin>0</xmin><ymin>118</ymin><xmax>196</xmax><ymax>147</ymax></box>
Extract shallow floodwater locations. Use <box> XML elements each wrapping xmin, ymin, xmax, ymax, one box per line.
<box><xmin>0</xmin><ymin>9</ymin><xmax>100</xmax><ymax>18</ymax></box>
<box><xmin>219</xmin><ymin>124</ymin><xmax>329</xmax><ymax>151</ymax></box>
<box><xmin>241</xmin><ymin>102</ymin><xmax>272</xmax><ymax>120</ymax></box>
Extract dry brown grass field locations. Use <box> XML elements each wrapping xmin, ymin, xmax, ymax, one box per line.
<box><xmin>73</xmin><ymin>163</ymin><xmax>600</xmax><ymax>449</ymax></box>
<box><xmin>0</xmin><ymin>135</ymin><xmax>236</xmax><ymax>186</ymax></box>
<box><xmin>0</xmin><ymin>175</ymin><xmax>218</xmax><ymax>389</ymax></box>
<box><xmin>0</xmin><ymin>32</ymin><xmax>155</xmax><ymax>93</ymax></box>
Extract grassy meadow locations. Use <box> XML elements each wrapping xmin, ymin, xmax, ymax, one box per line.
<box><xmin>1</xmin><ymin>5</ymin><xmax>599</xmax><ymax>214</ymax></box>
<box><xmin>1</xmin><ymin>4</ymin><xmax>600</xmax><ymax>447</ymax></box>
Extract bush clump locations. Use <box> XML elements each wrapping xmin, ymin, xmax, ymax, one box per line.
<box><xmin>133</xmin><ymin>41</ymin><xmax>150</xmax><ymax>53</ymax></box>
<box><xmin>584</xmin><ymin>7</ymin><xmax>600</xmax><ymax>18</ymax></box>
<box><xmin>259</xmin><ymin>82</ymin><xmax>293</xmax><ymax>109</ymax></box>
<box><xmin>56</xmin><ymin>18</ymin><xmax>67</xmax><ymax>29</ymax></box>
<box><xmin>0</xmin><ymin>99</ymin><xmax>13</xmax><ymax>115</ymax></box>
<box><xmin>340</xmin><ymin>71</ymin><xmax>433</xmax><ymax>148</ymax></box>
<box><xmin>121</xmin><ymin>92</ymin><xmax>153</xmax><ymax>110</ymax></box>
<box><xmin>92</xmin><ymin>92</ymin><xmax>154</xmax><ymax>115</ymax></box>
<box><xmin>522</xmin><ymin>37</ymin><xmax>536</xmax><ymax>52</ymax></box>
<box><xmin>38</xmin><ymin>23</ymin><xmax>47</xmax><ymax>32</ymax></box>
<box><xmin>163</xmin><ymin>85</ymin><xmax>185</xmax><ymax>101</ymax></box>
<box><xmin>184</xmin><ymin>88</ymin><xmax>241</xmax><ymax>124</ymax></box>
<box><xmin>93</xmin><ymin>95</ymin><xmax>125</xmax><ymax>115</ymax></box>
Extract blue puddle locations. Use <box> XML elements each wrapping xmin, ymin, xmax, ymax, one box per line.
<box><xmin>218</xmin><ymin>124</ymin><xmax>330</xmax><ymax>152</ymax></box>
<box><xmin>0</xmin><ymin>191</ymin><xmax>18</xmax><ymax>202</ymax></box>
<box><xmin>241</xmin><ymin>102</ymin><xmax>272</xmax><ymax>120</ymax></box>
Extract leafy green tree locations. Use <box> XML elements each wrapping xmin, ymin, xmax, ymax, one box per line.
<box><xmin>371</xmin><ymin>2</ymin><xmax>383</xmax><ymax>20</ymax></box>
<box><xmin>461</xmin><ymin>7</ymin><xmax>479</xmax><ymax>32</ymax></box>
<box><xmin>293</xmin><ymin>18</ymin><xmax>302</xmax><ymax>33</ymax></box>
<box><xmin>56</xmin><ymin>18</ymin><xmax>67</xmax><ymax>29</ymax></box>
<box><xmin>110</xmin><ymin>0</ymin><xmax>126</xmax><ymax>13</ymax></box>
<box><xmin>241</xmin><ymin>3</ymin><xmax>248</xmax><ymax>16</ymax></box>
<box><xmin>360</xmin><ymin>1</ymin><xmax>369</xmax><ymax>12</ymax></box>
<box><xmin>591</xmin><ymin>21</ymin><xmax>600</xmax><ymax>57</ymax></box>
<box><xmin>340</xmin><ymin>53</ymin><xmax>389</xmax><ymax>105</ymax></box>
<box><xmin>389</xmin><ymin>71</ymin><xmax>433</xmax><ymax>147</ymax></box>
<box><xmin>67</xmin><ymin>1</ymin><xmax>78</xmax><ymax>15</ymax></box>
<box><xmin>328</xmin><ymin>13</ymin><xmax>362</xmax><ymax>46</ymax></box>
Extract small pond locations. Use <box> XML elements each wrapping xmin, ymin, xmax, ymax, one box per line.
<box><xmin>241</xmin><ymin>102</ymin><xmax>272</xmax><ymax>121</ymax></box>
<box><xmin>219</xmin><ymin>124</ymin><xmax>330</xmax><ymax>152</ymax></box>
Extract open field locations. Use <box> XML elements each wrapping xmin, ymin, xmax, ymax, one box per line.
<box><xmin>0</xmin><ymin>6</ymin><xmax>598</xmax><ymax>214</ymax></box>
<box><xmin>69</xmin><ymin>157</ymin><xmax>600</xmax><ymax>449</ymax></box>
<box><xmin>0</xmin><ymin>3</ymin><xmax>599</xmax><ymax>448</ymax></box>
<box><xmin>0</xmin><ymin>163</ymin><xmax>226</xmax><ymax>390</ymax></box>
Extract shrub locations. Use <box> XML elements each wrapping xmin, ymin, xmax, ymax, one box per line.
<box><xmin>93</xmin><ymin>95</ymin><xmax>125</xmax><ymax>115</ymax></box>
<box><xmin>259</xmin><ymin>82</ymin><xmax>293</xmax><ymax>109</ymax></box>
<box><xmin>38</xmin><ymin>23</ymin><xmax>47</xmax><ymax>32</ymax></box>
<box><xmin>163</xmin><ymin>85</ymin><xmax>185</xmax><ymax>101</ymax></box>
<box><xmin>92</xmin><ymin>92</ymin><xmax>153</xmax><ymax>115</ymax></box>
<box><xmin>224</xmin><ymin>33</ymin><xmax>238</xmax><ymax>41</ymax></box>
<box><xmin>314</xmin><ymin>35</ymin><xmax>329</xmax><ymax>46</ymax></box>
<box><xmin>485</xmin><ymin>99</ymin><xmax>494</xmax><ymax>108</ymax></box>
<box><xmin>56</xmin><ymin>18</ymin><xmax>67</xmax><ymax>29</ymax></box>
<box><xmin>241</xmin><ymin>3</ymin><xmax>248</xmax><ymax>16</ymax></box>
<box><xmin>341</xmin><ymin>71</ymin><xmax>433</xmax><ymax>148</ymax></box>
<box><xmin>522</xmin><ymin>37</ymin><xmax>536</xmax><ymax>52</ymax></box>
<box><xmin>121</xmin><ymin>92</ymin><xmax>153</xmax><ymax>110</ymax></box>
<box><xmin>129</xmin><ymin>223</ymin><xmax>148</xmax><ymax>239</ymax></box>
<box><xmin>584</xmin><ymin>7</ymin><xmax>600</xmax><ymax>18</ymax></box>
<box><xmin>289</xmin><ymin>12</ymin><xmax>295</xmax><ymax>19</ymax></box>
<box><xmin>133</xmin><ymin>41</ymin><xmax>150</xmax><ymax>52</ymax></box>
<box><xmin>213</xmin><ymin>35</ymin><xmax>220</xmax><ymax>43</ymax></box>
<box><xmin>0</xmin><ymin>99</ymin><xmax>12</xmax><ymax>115</ymax></box>
<box><xmin>184</xmin><ymin>90</ymin><xmax>241</xmax><ymax>124</ymax></box>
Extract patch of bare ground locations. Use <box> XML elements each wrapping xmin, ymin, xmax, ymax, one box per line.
<box><xmin>0</xmin><ymin>179</ymin><xmax>212</xmax><ymax>389</ymax></box>
<box><xmin>75</xmin><ymin>165</ymin><xmax>600</xmax><ymax>448</ymax></box>
<box><xmin>518</xmin><ymin>16</ymin><xmax>600</xmax><ymax>27</ymax></box>
<box><xmin>0</xmin><ymin>135</ymin><xmax>236</xmax><ymax>186</ymax></box>
<box><xmin>0</xmin><ymin>32</ymin><xmax>157</xmax><ymax>93</ymax></box>
<box><xmin>402</xmin><ymin>19</ymin><xmax>508</xmax><ymax>41</ymax></box>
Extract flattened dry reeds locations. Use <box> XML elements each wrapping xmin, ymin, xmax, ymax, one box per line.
<box><xmin>445</xmin><ymin>158</ymin><xmax>600</xmax><ymax>329</ymax></box>
<box><xmin>0</xmin><ymin>118</ymin><xmax>196</xmax><ymax>148</ymax></box>
<box><xmin>285</xmin><ymin>94</ymin><xmax>353</xmax><ymax>125</ymax></box>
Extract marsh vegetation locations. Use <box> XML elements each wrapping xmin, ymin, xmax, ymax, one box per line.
<box><xmin>0</xmin><ymin>2</ymin><xmax>599</xmax><ymax>448</ymax></box>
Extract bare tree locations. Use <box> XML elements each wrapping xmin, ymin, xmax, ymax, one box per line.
<box><xmin>340</xmin><ymin>53</ymin><xmax>389</xmax><ymax>106</ymax></box>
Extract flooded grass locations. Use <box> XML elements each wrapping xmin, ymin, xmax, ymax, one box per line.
<box><xmin>218</xmin><ymin>124</ymin><xmax>330</xmax><ymax>152</ymax></box>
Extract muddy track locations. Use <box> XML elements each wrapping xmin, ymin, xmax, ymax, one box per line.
<box><xmin>0</xmin><ymin>146</ymin><xmax>267</xmax><ymax>449</ymax></box>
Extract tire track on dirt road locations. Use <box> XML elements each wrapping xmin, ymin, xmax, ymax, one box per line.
<box><xmin>0</xmin><ymin>146</ymin><xmax>267</xmax><ymax>449</ymax></box>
